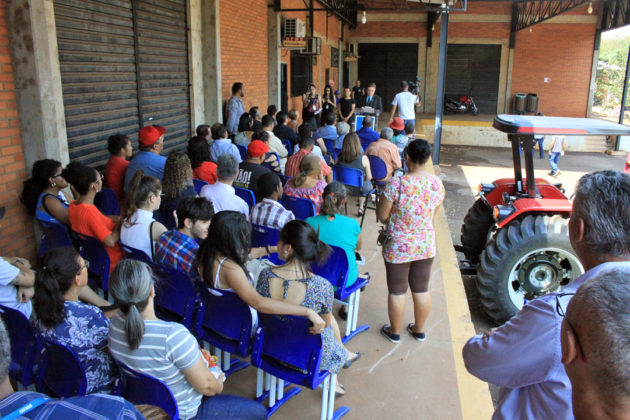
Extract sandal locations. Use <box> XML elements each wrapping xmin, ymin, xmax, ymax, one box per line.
<box><xmin>357</xmin><ymin>207</ymin><xmax>364</xmax><ymax>217</ymax></box>
<box><xmin>338</xmin><ymin>306</ymin><xmax>348</xmax><ymax>321</ymax></box>
<box><xmin>407</xmin><ymin>323</ymin><xmax>426</xmax><ymax>342</ymax></box>
<box><xmin>381</xmin><ymin>325</ymin><xmax>400</xmax><ymax>344</ymax></box>
<box><xmin>335</xmin><ymin>384</ymin><xmax>345</xmax><ymax>398</ymax></box>
<box><xmin>343</xmin><ymin>352</ymin><xmax>362</xmax><ymax>369</ymax></box>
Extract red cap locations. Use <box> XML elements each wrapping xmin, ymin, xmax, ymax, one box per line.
<box><xmin>247</xmin><ymin>140</ymin><xmax>269</xmax><ymax>158</ymax></box>
<box><xmin>138</xmin><ymin>125</ymin><xmax>166</xmax><ymax>147</ymax></box>
<box><xmin>388</xmin><ymin>117</ymin><xmax>405</xmax><ymax>131</ymax></box>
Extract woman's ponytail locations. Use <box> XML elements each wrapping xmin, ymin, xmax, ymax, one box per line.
<box><xmin>124</xmin><ymin>304</ymin><xmax>146</xmax><ymax>351</ymax></box>
<box><xmin>320</xmin><ymin>181</ymin><xmax>347</xmax><ymax>216</ymax></box>
<box><xmin>20</xmin><ymin>159</ymin><xmax>62</xmax><ymax>215</ymax></box>
<box><xmin>122</xmin><ymin>170</ymin><xmax>161</xmax><ymax>227</ymax></box>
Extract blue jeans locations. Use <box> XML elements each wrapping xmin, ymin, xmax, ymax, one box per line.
<box><xmin>191</xmin><ymin>395</ymin><xmax>267</xmax><ymax>419</ymax></box>
<box><xmin>535</xmin><ymin>138</ymin><xmax>544</xmax><ymax>158</ymax></box>
<box><xmin>549</xmin><ymin>152</ymin><xmax>561</xmax><ymax>174</ymax></box>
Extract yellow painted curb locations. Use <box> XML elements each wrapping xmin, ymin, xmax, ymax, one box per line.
<box><xmin>426</xmin><ymin>159</ymin><xmax>495</xmax><ymax>420</ymax></box>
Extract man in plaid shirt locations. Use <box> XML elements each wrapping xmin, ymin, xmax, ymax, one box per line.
<box><xmin>155</xmin><ymin>197</ymin><xmax>214</xmax><ymax>276</ymax></box>
<box><xmin>250</xmin><ymin>172</ymin><xmax>295</xmax><ymax>230</ymax></box>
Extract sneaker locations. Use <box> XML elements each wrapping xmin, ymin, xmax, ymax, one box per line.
<box><xmin>407</xmin><ymin>323</ymin><xmax>426</xmax><ymax>341</ymax></box>
<box><xmin>381</xmin><ymin>325</ymin><xmax>400</xmax><ymax>343</ymax></box>
<box><xmin>553</xmin><ymin>171</ymin><xmax>561</xmax><ymax>177</ymax></box>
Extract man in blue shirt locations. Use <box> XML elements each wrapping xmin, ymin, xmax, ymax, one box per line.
<box><xmin>0</xmin><ymin>318</ymin><xmax>143</xmax><ymax>419</ymax></box>
<box><xmin>226</xmin><ymin>82</ymin><xmax>245</xmax><ymax>135</ymax></box>
<box><xmin>315</xmin><ymin>111</ymin><xmax>338</xmax><ymax>140</ymax></box>
<box><xmin>210</xmin><ymin>123</ymin><xmax>242</xmax><ymax>163</ymax></box>
<box><xmin>463</xmin><ymin>170</ymin><xmax>630</xmax><ymax>420</ymax></box>
<box><xmin>356</xmin><ymin>115</ymin><xmax>379</xmax><ymax>145</ymax></box>
<box><xmin>123</xmin><ymin>125</ymin><xmax>167</xmax><ymax>191</ymax></box>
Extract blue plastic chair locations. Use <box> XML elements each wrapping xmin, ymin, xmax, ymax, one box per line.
<box><xmin>193</xmin><ymin>178</ymin><xmax>209</xmax><ymax>194</ymax></box>
<box><xmin>332</xmin><ymin>165</ymin><xmax>375</xmax><ymax>227</ymax></box>
<box><xmin>121</xmin><ymin>243</ymin><xmax>152</xmax><ymax>264</ymax></box>
<box><xmin>234</xmin><ymin>186</ymin><xmax>256</xmax><ymax>210</ymax></box>
<box><xmin>196</xmin><ymin>285</ymin><xmax>253</xmax><ymax>377</ymax></box>
<box><xmin>0</xmin><ymin>305</ymin><xmax>41</xmax><ymax>388</ymax></box>
<box><xmin>367</xmin><ymin>155</ymin><xmax>388</xmax><ymax>187</ymax></box>
<box><xmin>115</xmin><ymin>360</ymin><xmax>179</xmax><ymax>420</ymax></box>
<box><xmin>94</xmin><ymin>187</ymin><xmax>120</xmax><ymax>216</ymax></box>
<box><xmin>282</xmin><ymin>139</ymin><xmax>293</xmax><ymax>157</ymax></box>
<box><xmin>312</xmin><ymin>245</ymin><xmax>370</xmax><ymax>344</ymax></box>
<box><xmin>236</xmin><ymin>144</ymin><xmax>248</xmax><ymax>161</ymax></box>
<box><xmin>151</xmin><ymin>264</ymin><xmax>200</xmax><ymax>331</ymax></box>
<box><xmin>37</xmin><ymin>338</ymin><xmax>87</xmax><ymax>398</ymax></box>
<box><xmin>252</xmin><ymin>314</ymin><xmax>350</xmax><ymax>419</ymax></box>
<box><xmin>251</xmin><ymin>224</ymin><xmax>280</xmax><ymax>248</ymax></box>
<box><xmin>262</xmin><ymin>152</ymin><xmax>282</xmax><ymax>173</ymax></box>
<box><xmin>280</xmin><ymin>195</ymin><xmax>316</xmax><ymax>220</ymax></box>
<box><xmin>74</xmin><ymin>232</ymin><xmax>111</xmax><ymax>297</ymax></box>
<box><xmin>359</xmin><ymin>138</ymin><xmax>376</xmax><ymax>153</ymax></box>
<box><xmin>38</xmin><ymin>220</ymin><xmax>74</xmax><ymax>257</ymax></box>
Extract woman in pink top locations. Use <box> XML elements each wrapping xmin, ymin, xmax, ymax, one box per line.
<box><xmin>376</xmin><ymin>139</ymin><xmax>445</xmax><ymax>344</ymax></box>
<box><xmin>283</xmin><ymin>154</ymin><xmax>327</xmax><ymax>214</ymax></box>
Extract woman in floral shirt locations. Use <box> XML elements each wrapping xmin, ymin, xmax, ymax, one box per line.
<box><xmin>33</xmin><ymin>247</ymin><xmax>115</xmax><ymax>393</ymax></box>
<box><xmin>376</xmin><ymin>139</ymin><xmax>445</xmax><ymax>344</ymax></box>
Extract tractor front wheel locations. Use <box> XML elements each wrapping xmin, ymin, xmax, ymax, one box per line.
<box><xmin>476</xmin><ymin>215</ymin><xmax>583</xmax><ymax>324</ymax></box>
<box><xmin>460</xmin><ymin>198</ymin><xmax>494</xmax><ymax>264</ymax></box>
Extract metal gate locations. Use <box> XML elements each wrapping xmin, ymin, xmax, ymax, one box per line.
<box><xmin>55</xmin><ymin>0</ymin><xmax>191</xmax><ymax>168</ymax></box>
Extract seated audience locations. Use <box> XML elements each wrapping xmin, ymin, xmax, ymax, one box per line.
<box><xmin>262</xmin><ymin>115</ymin><xmax>288</xmax><ymax>169</ymax></box>
<box><xmin>120</xmin><ymin>171</ymin><xmax>167</xmax><ymax>261</ymax></box>
<box><xmin>188</xmin><ymin>136</ymin><xmax>218</xmax><ymax>185</ymax></box>
<box><xmin>272</xmin><ymin>111</ymin><xmax>298</xmax><ymax>147</ymax></box>
<box><xmin>0</xmin><ymin>254</ymin><xmax>34</xmax><ymax>318</ymax></box>
<box><xmin>336</xmin><ymin>132</ymin><xmax>373</xmax><ymax>215</ymax></box>
<box><xmin>250</xmin><ymin>172</ymin><xmax>295</xmax><ymax>230</ymax></box>
<box><xmin>108</xmin><ymin>259</ymin><xmax>267</xmax><ymax>420</ymax></box>
<box><xmin>287</xmin><ymin>109</ymin><xmax>300</xmax><ymax>132</ymax></box>
<box><xmin>561</xmin><ymin>268</ymin><xmax>630</xmax><ymax>420</ymax></box>
<box><xmin>21</xmin><ymin>159</ymin><xmax>70</xmax><ymax>226</ymax></box>
<box><xmin>405</xmin><ymin>121</ymin><xmax>416</xmax><ymax>141</ymax></box>
<box><xmin>200</xmin><ymin>154</ymin><xmax>249</xmax><ymax>216</ymax></box>
<box><xmin>295</xmin><ymin>124</ymin><xmax>328</xmax><ymax>156</ymax></box>
<box><xmin>285</xmin><ymin>136</ymin><xmax>332</xmax><ymax>182</ymax></box>
<box><xmin>33</xmin><ymin>247</ymin><xmax>115</xmax><ymax>393</ymax></box>
<box><xmin>0</xmin><ymin>318</ymin><xmax>144</xmax><ymax>419</ymax></box>
<box><xmin>196</xmin><ymin>211</ymin><xmax>326</xmax><ymax>329</ymax></box>
<box><xmin>306</xmin><ymin>182</ymin><xmax>362</xmax><ymax>289</ymax></box>
<box><xmin>155</xmin><ymin>197</ymin><xmax>213</xmax><ymax>276</ymax></box>
<box><xmin>105</xmin><ymin>134</ymin><xmax>133</xmax><ymax>201</ymax></box>
<box><xmin>356</xmin><ymin>115</ymin><xmax>379</xmax><ymax>145</ymax></box>
<box><xmin>233</xmin><ymin>140</ymin><xmax>272</xmax><ymax>202</ymax></box>
<box><xmin>234</xmin><ymin>112</ymin><xmax>254</xmax><ymax>147</ymax></box>
<box><xmin>250</xmin><ymin>106</ymin><xmax>263</xmax><ymax>132</ymax></box>
<box><xmin>252</xmin><ymin>131</ymin><xmax>282</xmax><ymax>174</ymax></box>
<box><xmin>390</xmin><ymin>117</ymin><xmax>409</xmax><ymax>161</ymax></box>
<box><xmin>196</xmin><ymin>124</ymin><xmax>211</xmax><ymax>145</ymax></box>
<box><xmin>160</xmin><ymin>152</ymin><xmax>197</xmax><ymax>222</ymax></box>
<box><xmin>124</xmin><ymin>125</ymin><xmax>167</xmax><ymax>191</ymax></box>
<box><xmin>365</xmin><ymin>127</ymin><xmax>402</xmax><ymax>181</ymax></box>
<box><xmin>256</xmin><ymin>220</ymin><xmax>361</xmax><ymax>395</ymax></box>
<box><xmin>267</xmin><ymin>104</ymin><xmax>278</xmax><ymax>126</ymax></box>
<box><xmin>334</xmin><ymin>121</ymin><xmax>351</xmax><ymax>150</ymax></box>
<box><xmin>64</xmin><ymin>162</ymin><xmax>122</xmax><ymax>273</ymax></box>
<box><xmin>316</xmin><ymin>112</ymin><xmax>338</xmax><ymax>141</ymax></box>
<box><xmin>210</xmin><ymin>123</ymin><xmax>241</xmax><ymax>163</ymax></box>
<box><xmin>284</xmin><ymin>154</ymin><xmax>327</xmax><ymax>214</ymax></box>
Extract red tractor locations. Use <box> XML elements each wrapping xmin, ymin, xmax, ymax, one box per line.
<box><xmin>458</xmin><ymin>115</ymin><xmax>630</xmax><ymax>324</ymax></box>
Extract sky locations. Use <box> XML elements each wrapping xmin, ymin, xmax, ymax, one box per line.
<box><xmin>603</xmin><ymin>24</ymin><xmax>630</xmax><ymax>40</ymax></box>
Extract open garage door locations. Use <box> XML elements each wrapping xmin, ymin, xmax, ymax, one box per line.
<box><xmin>446</xmin><ymin>44</ymin><xmax>501</xmax><ymax>114</ymax></box>
<box><xmin>358</xmin><ymin>43</ymin><xmax>419</xmax><ymax>112</ymax></box>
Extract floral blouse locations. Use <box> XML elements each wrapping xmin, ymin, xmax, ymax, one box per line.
<box><xmin>34</xmin><ymin>300</ymin><xmax>115</xmax><ymax>393</ymax></box>
<box><xmin>284</xmin><ymin>179</ymin><xmax>327</xmax><ymax>214</ymax></box>
<box><xmin>382</xmin><ymin>174</ymin><xmax>445</xmax><ymax>264</ymax></box>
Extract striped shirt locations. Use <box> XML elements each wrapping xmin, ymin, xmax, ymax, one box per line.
<box><xmin>250</xmin><ymin>198</ymin><xmax>295</xmax><ymax>230</ymax></box>
<box><xmin>108</xmin><ymin>314</ymin><xmax>202</xmax><ymax>420</ymax></box>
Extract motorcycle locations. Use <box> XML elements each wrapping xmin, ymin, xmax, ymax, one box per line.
<box><xmin>444</xmin><ymin>95</ymin><xmax>479</xmax><ymax>115</ymax></box>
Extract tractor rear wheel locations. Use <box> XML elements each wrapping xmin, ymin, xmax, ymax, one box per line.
<box><xmin>460</xmin><ymin>198</ymin><xmax>494</xmax><ymax>264</ymax></box>
<box><xmin>476</xmin><ymin>214</ymin><xmax>583</xmax><ymax>324</ymax></box>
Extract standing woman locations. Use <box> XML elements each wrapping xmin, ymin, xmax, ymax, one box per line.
<box><xmin>302</xmin><ymin>83</ymin><xmax>321</xmax><ymax>130</ymax></box>
<box><xmin>376</xmin><ymin>139</ymin><xmax>445</xmax><ymax>343</ymax></box>
<box><xmin>337</xmin><ymin>87</ymin><xmax>356</xmax><ymax>128</ymax></box>
<box><xmin>322</xmin><ymin>85</ymin><xmax>336</xmax><ymax>120</ymax></box>
<box><xmin>21</xmin><ymin>159</ymin><xmax>71</xmax><ymax>226</ymax></box>
<box><xmin>105</xmin><ymin>134</ymin><xmax>133</xmax><ymax>201</ymax></box>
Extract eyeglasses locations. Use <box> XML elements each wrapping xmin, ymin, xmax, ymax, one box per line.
<box><xmin>77</xmin><ymin>260</ymin><xmax>90</xmax><ymax>274</ymax></box>
<box><xmin>555</xmin><ymin>292</ymin><xmax>576</xmax><ymax>318</ymax></box>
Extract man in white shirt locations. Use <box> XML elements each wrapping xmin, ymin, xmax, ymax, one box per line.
<box><xmin>0</xmin><ymin>253</ymin><xmax>34</xmax><ymax>318</ymax></box>
<box><xmin>200</xmin><ymin>154</ymin><xmax>249</xmax><ymax>218</ymax></box>
<box><xmin>262</xmin><ymin>115</ymin><xmax>288</xmax><ymax>170</ymax></box>
<box><xmin>390</xmin><ymin>81</ymin><xmax>420</xmax><ymax>130</ymax></box>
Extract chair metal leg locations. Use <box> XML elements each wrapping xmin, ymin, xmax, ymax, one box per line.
<box><xmin>342</xmin><ymin>290</ymin><xmax>370</xmax><ymax>345</ymax></box>
<box><xmin>352</xmin><ymin>290</ymin><xmax>361</xmax><ymax>331</ymax></box>
<box><xmin>256</xmin><ymin>369</ymin><xmax>264</xmax><ymax>398</ymax></box>
<box><xmin>320</xmin><ymin>376</ymin><xmax>330</xmax><ymax>420</ymax></box>
<box><xmin>359</xmin><ymin>195</ymin><xmax>369</xmax><ymax>227</ymax></box>
<box><xmin>265</xmin><ymin>372</ymin><xmax>271</xmax><ymax>391</ymax></box>
<box><xmin>269</xmin><ymin>375</ymin><xmax>277</xmax><ymax>406</ymax></box>
<box><xmin>223</xmin><ymin>352</ymin><xmax>230</xmax><ymax>371</ymax></box>
<box><xmin>327</xmin><ymin>374</ymin><xmax>336</xmax><ymax>420</ymax></box>
<box><xmin>278</xmin><ymin>379</ymin><xmax>284</xmax><ymax>400</ymax></box>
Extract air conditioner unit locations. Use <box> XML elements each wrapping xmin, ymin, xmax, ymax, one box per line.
<box><xmin>301</xmin><ymin>37</ymin><xmax>321</xmax><ymax>55</ymax></box>
<box><xmin>283</xmin><ymin>18</ymin><xmax>306</xmax><ymax>38</ymax></box>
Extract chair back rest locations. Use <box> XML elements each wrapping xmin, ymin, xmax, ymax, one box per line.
<box><xmin>251</xmin><ymin>224</ymin><xmax>280</xmax><ymax>248</ymax></box>
<box><xmin>116</xmin><ymin>360</ymin><xmax>179</xmax><ymax>420</ymax></box>
<box><xmin>0</xmin><ymin>305</ymin><xmax>41</xmax><ymax>386</ymax></box>
<box><xmin>360</xmin><ymin>138</ymin><xmax>375</xmax><ymax>153</ymax></box>
<box><xmin>38</xmin><ymin>338</ymin><xmax>87</xmax><ymax>398</ymax></box>
<box><xmin>193</xmin><ymin>179</ymin><xmax>209</xmax><ymax>195</ymax></box>
<box><xmin>311</xmin><ymin>245</ymin><xmax>349</xmax><ymax>293</ymax></box>
<box><xmin>332</xmin><ymin>165</ymin><xmax>364</xmax><ymax>189</ymax></box>
<box><xmin>38</xmin><ymin>220</ymin><xmax>73</xmax><ymax>250</ymax></box>
<box><xmin>74</xmin><ymin>232</ymin><xmax>110</xmax><ymax>291</ymax></box>
<box><xmin>198</xmin><ymin>285</ymin><xmax>253</xmax><ymax>357</ymax></box>
<box><xmin>236</xmin><ymin>144</ymin><xmax>248</xmax><ymax>161</ymax></box>
<box><xmin>151</xmin><ymin>264</ymin><xmax>198</xmax><ymax>329</ymax></box>
<box><xmin>234</xmin><ymin>186</ymin><xmax>256</xmax><ymax>210</ymax></box>
<box><xmin>94</xmin><ymin>188</ymin><xmax>120</xmax><ymax>216</ymax></box>
<box><xmin>322</xmin><ymin>138</ymin><xmax>336</xmax><ymax>154</ymax></box>
<box><xmin>252</xmin><ymin>314</ymin><xmax>323</xmax><ymax>387</ymax></box>
<box><xmin>282</xmin><ymin>139</ymin><xmax>293</xmax><ymax>157</ymax></box>
<box><xmin>367</xmin><ymin>155</ymin><xmax>388</xmax><ymax>181</ymax></box>
<box><xmin>280</xmin><ymin>195</ymin><xmax>316</xmax><ymax>220</ymax></box>
<box><xmin>121</xmin><ymin>243</ymin><xmax>152</xmax><ymax>264</ymax></box>
<box><xmin>261</xmin><ymin>152</ymin><xmax>281</xmax><ymax>173</ymax></box>
<box><xmin>158</xmin><ymin>201</ymin><xmax>177</xmax><ymax>230</ymax></box>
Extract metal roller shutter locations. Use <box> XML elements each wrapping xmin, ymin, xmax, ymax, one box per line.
<box><xmin>55</xmin><ymin>0</ymin><xmax>139</xmax><ymax>167</ymax></box>
<box><xmin>134</xmin><ymin>0</ymin><xmax>191</xmax><ymax>155</ymax></box>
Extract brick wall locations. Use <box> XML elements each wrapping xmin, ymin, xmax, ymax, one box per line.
<box><xmin>220</xmin><ymin>0</ymin><xmax>270</xmax><ymax>116</ymax></box>
<box><xmin>0</xmin><ymin>0</ymin><xmax>35</xmax><ymax>259</ymax></box>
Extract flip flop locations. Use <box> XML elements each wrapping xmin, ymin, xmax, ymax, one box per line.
<box><xmin>343</xmin><ymin>352</ymin><xmax>362</xmax><ymax>369</ymax></box>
